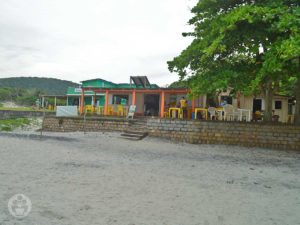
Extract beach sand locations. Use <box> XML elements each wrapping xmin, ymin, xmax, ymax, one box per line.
<box><xmin>0</xmin><ymin>131</ymin><xmax>299</xmax><ymax>225</ymax></box>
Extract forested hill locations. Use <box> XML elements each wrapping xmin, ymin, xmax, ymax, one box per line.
<box><xmin>0</xmin><ymin>77</ymin><xmax>78</xmax><ymax>95</ymax></box>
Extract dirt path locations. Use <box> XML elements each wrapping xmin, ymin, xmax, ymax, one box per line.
<box><xmin>0</xmin><ymin>132</ymin><xmax>299</xmax><ymax>225</ymax></box>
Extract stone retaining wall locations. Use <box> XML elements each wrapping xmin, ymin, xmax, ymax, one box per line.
<box><xmin>0</xmin><ymin>110</ymin><xmax>55</xmax><ymax>119</ymax></box>
<box><xmin>42</xmin><ymin>116</ymin><xmax>130</xmax><ymax>132</ymax></box>
<box><xmin>147</xmin><ymin>119</ymin><xmax>300</xmax><ymax>150</ymax></box>
<box><xmin>42</xmin><ymin>116</ymin><xmax>300</xmax><ymax>150</ymax></box>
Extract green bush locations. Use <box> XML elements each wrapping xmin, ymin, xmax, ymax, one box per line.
<box><xmin>0</xmin><ymin>118</ymin><xmax>30</xmax><ymax>131</ymax></box>
<box><xmin>16</xmin><ymin>95</ymin><xmax>36</xmax><ymax>106</ymax></box>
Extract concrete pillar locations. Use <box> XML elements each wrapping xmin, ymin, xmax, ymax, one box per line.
<box><xmin>160</xmin><ymin>91</ymin><xmax>165</xmax><ymax>118</ymax></box>
<box><xmin>104</xmin><ymin>90</ymin><xmax>109</xmax><ymax>115</ymax></box>
<box><xmin>132</xmin><ymin>90</ymin><xmax>136</xmax><ymax>105</ymax></box>
<box><xmin>80</xmin><ymin>89</ymin><xmax>85</xmax><ymax>115</ymax></box>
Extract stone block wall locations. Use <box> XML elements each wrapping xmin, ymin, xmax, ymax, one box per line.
<box><xmin>43</xmin><ymin>116</ymin><xmax>130</xmax><ymax>132</ymax></box>
<box><xmin>42</xmin><ymin>116</ymin><xmax>300</xmax><ymax>150</ymax></box>
<box><xmin>147</xmin><ymin>119</ymin><xmax>300</xmax><ymax>150</ymax></box>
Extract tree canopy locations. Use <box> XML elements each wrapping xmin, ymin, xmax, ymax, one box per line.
<box><xmin>168</xmin><ymin>0</ymin><xmax>300</xmax><ymax>122</ymax></box>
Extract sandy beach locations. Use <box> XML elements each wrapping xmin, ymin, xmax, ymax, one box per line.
<box><xmin>0</xmin><ymin>131</ymin><xmax>299</xmax><ymax>225</ymax></box>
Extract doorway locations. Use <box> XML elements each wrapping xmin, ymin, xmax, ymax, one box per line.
<box><xmin>144</xmin><ymin>94</ymin><xmax>160</xmax><ymax>116</ymax></box>
<box><xmin>253</xmin><ymin>99</ymin><xmax>262</xmax><ymax>112</ymax></box>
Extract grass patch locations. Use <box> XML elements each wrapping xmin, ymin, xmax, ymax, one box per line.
<box><xmin>0</xmin><ymin>107</ymin><xmax>53</xmax><ymax>112</ymax></box>
<box><xmin>0</xmin><ymin>118</ymin><xmax>31</xmax><ymax>131</ymax></box>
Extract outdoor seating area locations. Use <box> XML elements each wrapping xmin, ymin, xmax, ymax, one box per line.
<box><xmin>83</xmin><ymin>104</ymin><xmax>129</xmax><ymax>117</ymax></box>
<box><xmin>164</xmin><ymin>104</ymin><xmax>251</xmax><ymax>122</ymax></box>
<box><xmin>81</xmin><ymin>101</ymin><xmax>252</xmax><ymax>122</ymax></box>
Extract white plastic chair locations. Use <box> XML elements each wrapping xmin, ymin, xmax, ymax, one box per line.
<box><xmin>208</xmin><ymin>107</ymin><xmax>216</xmax><ymax>120</ymax></box>
<box><xmin>223</xmin><ymin>104</ymin><xmax>239</xmax><ymax>121</ymax></box>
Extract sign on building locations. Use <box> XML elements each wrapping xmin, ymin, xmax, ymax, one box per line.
<box><xmin>74</xmin><ymin>88</ymin><xmax>82</xmax><ymax>93</ymax></box>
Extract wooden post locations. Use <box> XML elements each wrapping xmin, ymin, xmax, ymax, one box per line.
<box><xmin>236</xmin><ymin>91</ymin><xmax>241</xmax><ymax>108</ymax></box>
<box><xmin>132</xmin><ymin>90</ymin><xmax>136</xmax><ymax>105</ymax></box>
<box><xmin>104</xmin><ymin>90</ymin><xmax>109</xmax><ymax>115</ymax></box>
<box><xmin>80</xmin><ymin>88</ymin><xmax>85</xmax><ymax>115</ymax></box>
<box><xmin>160</xmin><ymin>91</ymin><xmax>165</xmax><ymax>118</ymax></box>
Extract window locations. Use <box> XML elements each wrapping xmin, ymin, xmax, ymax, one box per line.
<box><xmin>275</xmin><ymin>100</ymin><xmax>282</xmax><ymax>110</ymax></box>
<box><xmin>112</xmin><ymin>95</ymin><xmax>128</xmax><ymax>105</ymax></box>
<box><xmin>220</xmin><ymin>96</ymin><xmax>232</xmax><ymax>105</ymax></box>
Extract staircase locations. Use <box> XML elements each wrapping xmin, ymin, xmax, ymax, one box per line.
<box><xmin>121</xmin><ymin>119</ymin><xmax>149</xmax><ymax>141</ymax></box>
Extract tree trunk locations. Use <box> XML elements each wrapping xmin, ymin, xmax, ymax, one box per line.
<box><xmin>263</xmin><ymin>79</ymin><xmax>273</xmax><ymax>122</ymax></box>
<box><xmin>294</xmin><ymin>78</ymin><xmax>300</xmax><ymax>125</ymax></box>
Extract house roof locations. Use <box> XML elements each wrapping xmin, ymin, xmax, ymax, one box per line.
<box><xmin>80</xmin><ymin>78</ymin><xmax>117</xmax><ymax>86</ymax></box>
<box><xmin>80</xmin><ymin>76</ymin><xmax>160</xmax><ymax>89</ymax></box>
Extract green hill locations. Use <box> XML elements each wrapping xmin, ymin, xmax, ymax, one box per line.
<box><xmin>0</xmin><ymin>77</ymin><xmax>78</xmax><ymax>95</ymax></box>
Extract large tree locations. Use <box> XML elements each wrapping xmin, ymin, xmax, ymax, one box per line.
<box><xmin>168</xmin><ymin>0</ymin><xmax>300</xmax><ymax>123</ymax></box>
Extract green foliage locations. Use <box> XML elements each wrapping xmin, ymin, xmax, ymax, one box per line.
<box><xmin>0</xmin><ymin>77</ymin><xmax>78</xmax><ymax>95</ymax></box>
<box><xmin>15</xmin><ymin>95</ymin><xmax>37</xmax><ymax>106</ymax></box>
<box><xmin>0</xmin><ymin>88</ymin><xmax>14</xmax><ymax>101</ymax></box>
<box><xmin>168</xmin><ymin>80</ymin><xmax>189</xmax><ymax>88</ymax></box>
<box><xmin>0</xmin><ymin>118</ymin><xmax>30</xmax><ymax>132</ymax></box>
<box><xmin>0</xmin><ymin>77</ymin><xmax>77</xmax><ymax>106</ymax></box>
<box><xmin>0</xmin><ymin>87</ymin><xmax>41</xmax><ymax>106</ymax></box>
<box><xmin>168</xmin><ymin>0</ymin><xmax>300</xmax><ymax>97</ymax></box>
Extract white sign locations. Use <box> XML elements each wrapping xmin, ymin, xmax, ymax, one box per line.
<box><xmin>75</xmin><ymin>88</ymin><xmax>82</xmax><ymax>93</ymax></box>
<box><xmin>56</xmin><ymin>106</ymin><xmax>78</xmax><ymax>117</ymax></box>
<box><xmin>127</xmin><ymin>105</ymin><xmax>136</xmax><ymax>119</ymax></box>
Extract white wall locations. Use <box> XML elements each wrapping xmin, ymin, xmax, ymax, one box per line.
<box><xmin>240</xmin><ymin>95</ymin><xmax>289</xmax><ymax>122</ymax></box>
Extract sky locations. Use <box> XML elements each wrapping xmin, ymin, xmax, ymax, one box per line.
<box><xmin>0</xmin><ymin>0</ymin><xmax>197</xmax><ymax>86</ymax></box>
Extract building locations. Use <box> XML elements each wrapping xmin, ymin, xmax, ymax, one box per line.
<box><xmin>66</xmin><ymin>76</ymin><xmax>205</xmax><ymax>117</ymax></box>
<box><xmin>66</xmin><ymin>76</ymin><xmax>293</xmax><ymax>122</ymax></box>
<box><xmin>217</xmin><ymin>91</ymin><xmax>292</xmax><ymax>123</ymax></box>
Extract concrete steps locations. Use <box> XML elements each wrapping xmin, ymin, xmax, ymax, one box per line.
<box><xmin>120</xmin><ymin>119</ymin><xmax>148</xmax><ymax>141</ymax></box>
<box><xmin>120</xmin><ymin>130</ymin><xmax>148</xmax><ymax>140</ymax></box>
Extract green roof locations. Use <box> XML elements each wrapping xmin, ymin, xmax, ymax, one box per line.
<box><xmin>81</xmin><ymin>79</ymin><xmax>117</xmax><ymax>88</ymax></box>
<box><xmin>81</xmin><ymin>78</ymin><xmax>160</xmax><ymax>89</ymax></box>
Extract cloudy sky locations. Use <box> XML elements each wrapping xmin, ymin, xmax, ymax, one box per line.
<box><xmin>0</xmin><ymin>0</ymin><xmax>196</xmax><ymax>85</ymax></box>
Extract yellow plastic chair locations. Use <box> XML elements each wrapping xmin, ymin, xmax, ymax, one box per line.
<box><xmin>117</xmin><ymin>105</ymin><xmax>124</xmax><ymax>116</ymax></box>
<box><xmin>85</xmin><ymin>105</ymin><xmax>94</xmax><ymax>113</ymax></box>
<box><xmin>108</xmin><ymin>106</ymin><xmax>114</xmax><ymax>115</ymax></box>
<box><xmin>163</xmin><ymin>111</ymin><xmax>169</xmax><ymax>118</ymax></box>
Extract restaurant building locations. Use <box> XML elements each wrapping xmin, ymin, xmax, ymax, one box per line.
<box><xmin>66</xmin><ymin>76</ymin><xmax>204</xmax><ymax>118</ymax></box>
<box><xmin>65</xmin><ymin>76</ymin><xmax>293</xmax><ymax>122</ymax></box>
